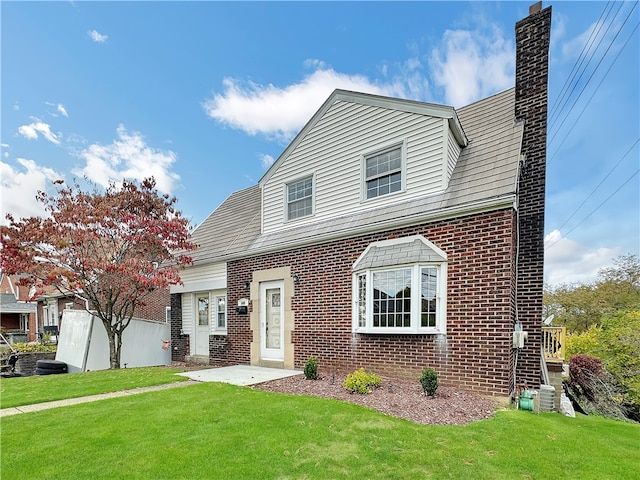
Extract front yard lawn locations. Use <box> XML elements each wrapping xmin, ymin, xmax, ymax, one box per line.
<box><xmin>1</xmin><ymin>374</ymin><xmax>638</xmax><ymax>479</ymax></box>
<box><xmin>0</xmin><ymin>366</ymin><xmax>188</xmax><ymax>408</ymax></box>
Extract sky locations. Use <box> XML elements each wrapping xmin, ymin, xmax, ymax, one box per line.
<box><xmin>1</xmin><ymin>1</ymin><xmax>638</xmax><ymax>287</ymax></box>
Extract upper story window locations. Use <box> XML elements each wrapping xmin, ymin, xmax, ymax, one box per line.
<box><xmin>286</xmin><ymin>175</ymin><xmax>313</xmax><ymax>220</ymax></box>
<box><xmin>364</xmin><ymin>145</ymin><xmax>403</xmax><ymax>199</ymax></box>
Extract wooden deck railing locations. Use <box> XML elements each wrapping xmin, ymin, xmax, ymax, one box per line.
<box><xmin>542</xmin><ymin>326</ymin><xmax>566</xmax><ymax>363</ymax></box>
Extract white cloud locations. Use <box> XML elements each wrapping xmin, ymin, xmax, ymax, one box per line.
<box><xmin>46</xmin><ymin>102</ymin><xmax>69</xmax><ymax>118</ymax></box>
<box><xmin>260</xmin><ymin>154</ymin><xmax>275</xmax><ymax>170</ymax></box>
<box><xmin>544</xmin><ymin>229</ymin><xmax>621</xmax><ymax>286</ymax></box>
<box><xmin>17</xmin><ymin>121</ymin><xmax>61</xmax><ymax>144</ymax></box>
<box><xmin>0</xmin><ymin>159</ymin><xmax>63</xmax><ymax>223</ymax></box>
<box><xmin>203</xmin><ymin>68</ymin><xmax>393</xmax><ymax>142</ymax></box>
<box><xmin>430</xmin><ymin>23</ymin><xmax>514</xmax><ymax>107</ymax></box>
<box><xmin>1</xmin><ymin>143</ymin><xmax>9</xmax><ymax>159</ymax></box>
<box><xmin>88</xmin><ymin>30</ymin><xmax>108</xmax><ymax>43</ymax></box>
<box><xmin>72</xmin><ymin>125</ymin><xmax>179</xmax><ymax>194</ymax></box>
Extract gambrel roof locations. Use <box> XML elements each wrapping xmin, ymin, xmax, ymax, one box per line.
<box><xmin>188</xmin><ymin>87</ymin><xmax>523</xmax><ymax>266</ymax></box>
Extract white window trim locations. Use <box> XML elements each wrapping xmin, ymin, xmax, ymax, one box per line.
<box><xmin>213</xmin><ymin>295</ymin><xmax>227</xmax><ymax>334</ymax></box>
<box><xmin>284</xmin><ymin>172</ymin><xmax>315</xmax><ymax>222</ymax></box>
<box><xmin>360</xmin><ymin>139</ymin><xmax>407</xmax><ymax>202</ymax></box>
<box><xmin>352</xmin><ymin>263</ymin><xmax>447</xmax><ymax>334</ymax></box>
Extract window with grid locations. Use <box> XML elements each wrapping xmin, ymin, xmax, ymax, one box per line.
<box><xmin>287</xmin><ymin>176</ymin><xmax>313</xmax><ymax>220</ymax></box>
<box><xmin>365</xmin><ymin>146</ymin><xmax>402</xmax><ymax>199</ymax></box>
<box><xmin>354</xmin><ymin>264</ymin><xmax>444</xmax><ymax>333</ymax></box>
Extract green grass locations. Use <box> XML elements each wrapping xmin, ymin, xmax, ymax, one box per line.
<box><xmin>0</xmin><ymin>366</ymin><xmax>188</xmax><ymax>408</ymax></box>
<box><xmin>1</xmin><ymin>373</ymin><xmax>638</xmax><ymax>479</ymax></box>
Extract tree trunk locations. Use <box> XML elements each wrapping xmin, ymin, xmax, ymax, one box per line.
<box><xmin>106</xmin><ymin>325</ymin><xmax>123</xmax><ymax>369</ymax></box>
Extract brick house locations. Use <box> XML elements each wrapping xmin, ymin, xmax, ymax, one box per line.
<box><xmin>36</xmin><ymin>287</ymin><xmax>171</xmax><ymax>335</ymax></box>
<box><xmin>171</xmin><ymin>4</ymin><xmax>552</xmax><ymax>399</ymax></box>
<box><xmin>0</xmin><ymin>273</ymin><xmax>36</xmax><ymax>342</ymax></box>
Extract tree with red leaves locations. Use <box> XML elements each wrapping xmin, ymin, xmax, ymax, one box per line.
<box><xmin>0</xmin><ymin>178</ymin><xmax>196</xmax><ymax>369</ymax></box>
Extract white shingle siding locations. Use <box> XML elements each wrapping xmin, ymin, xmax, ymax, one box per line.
<box><xmin>180</xmin><ymin>293</ymin><xmax>192</xmax><ymax>336</ymax></box>
<box><xmin>171</xmin><ymin>262</ymin><xmax>226</xmax><ymax>294</ymax></box>
<box><xmin>446</xmin><ymin>126</ymin><xmax>461</xmax><ymax>184</ymax></box>
<box><xmin>262</xmin><ymin>101</ymin><xmax>452</xmax><ymax>234</ymax></box>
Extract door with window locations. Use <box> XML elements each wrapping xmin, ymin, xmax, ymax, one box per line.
<box><xmin>195</xmin><ymin>293</ymin><xmax>210</xmax><ymax>356</ymax></box>
<box><xmin>260</xmin><ymin>281</ymin><xmax>284</xmax><ymax>361</ymax></box>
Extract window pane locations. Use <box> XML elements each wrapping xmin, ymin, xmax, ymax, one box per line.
<box><xmin>420</xmin><ymin>267</ymin><xmax>438</xmax><ymax>327</ymax></box>
<box><xmin>287</xmin><ymin>177</ymin><xmax>313</xmax><ymax>219</ymax></box>
<box><xmin>198</xmin><ymin>297</ymin><xmax>209</xmax><ymax>326</ymax></box>
<box><xmin>372</xmin><ymin>269</ymin><xmax>411</xmax><ymax>328</ymax></box>
<box><xmin>216</xmin><ymin>297</ymin><xmax>226</xmax><ymax>329</ymax></box>
<box><xmin>358</xmin><ymin>274</ymin><xmax>366</xmax><ymax>328</ymax></box>
<box><xmin>365</xmin><ymin>146</ymin><xmax>402</xmax><ymax>199</ymax></box>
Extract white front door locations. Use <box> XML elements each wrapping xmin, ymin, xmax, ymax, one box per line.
<box><xmin>195</xmin><ymin>293</ymin><xmax>210</xmax><ymax>356</ymax></box>
<box><xmin>260</xmin><ymin>281</ymin><xmax>284</xmax><ymax>361</ymax></box>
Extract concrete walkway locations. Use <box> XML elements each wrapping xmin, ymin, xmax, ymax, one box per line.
<box><xmin>1</xmin><ymin>365</ymin><xmax>302</xmax><ymax>417</ymax></box>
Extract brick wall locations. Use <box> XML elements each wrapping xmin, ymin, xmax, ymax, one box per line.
<box><xmin>514</xmin><ymin>5</ymin><xmax>552</xmax><ymax>391</ymax></box>
<box><xmin>226</xmin><ymin>208</ymin><xmax>517</xmax><ymax>397</ymax></box>
<box><xmin>170</xmin><ymin>293</ymin><xmax>189</xmax><ymax>361</ymax></box>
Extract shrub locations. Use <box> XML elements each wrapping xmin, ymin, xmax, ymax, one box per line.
<box><xmin>343</xmin><ymin>367</ymin><xmax>381</xmax><ymax>394</ymax></box>
<box><xmin>303</xmin><ymin>356</ymin><xmax>318</xmax><ymax>380</ymax></box>
<box><xmin>566</xmin><ymin>353</ymin><xmax>628</xmax><ymax>420</ymax></box>
<box><xmin>10</xmin><ymin>343</ymin><xmax>57</xmax><ymax>353</ymax></box>
<box><xmin>419</xmin><ymin>367</ymin><xmax>438</xmax><ymax>396</ymax></box>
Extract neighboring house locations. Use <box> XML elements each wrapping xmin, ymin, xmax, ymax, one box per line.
<box><xmin>36</xmin><ymin>287</ymin><xmax>171</xmax><ymax>333</ymax></box>
<box><xmin>171</xmin><ymin>4</ymin><xmax>552</xmax><ymax>399</ymax></box>
<box><xmin>0</xmin><ymin>273</ymin><xmax>36</xmax><ymax>342</ymax></box>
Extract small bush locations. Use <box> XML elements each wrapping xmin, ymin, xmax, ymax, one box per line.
<box><xmin>419</xmin><ymin>367</ymin><xmax>438</xmax><ymax>396</ymax></box>
<box><xmin>10</xmin><ymin>343</ymin><xmax>57</xmax><ymax>353</ymax></box>
<box><xmin>304</xmin><ymin>356</ymin><xmax>319</xmax><ymax>380</ymax></box>
<box><xmin>343</xmin><ymin>367</ymin><xmax>381</xmax><ymax>394</ymax></box>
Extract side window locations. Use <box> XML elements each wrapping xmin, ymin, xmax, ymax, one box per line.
<box><xmin>216</xmin><ymin>296</ymin><xmax>226</xmax><ymax>330</ymax></box>
<box><xmin>365</xmin><ymin>145</ymin><xmax>403</xmax><ymax>199</ymax></box>
<box><xmin>286</xmin><ymin>176</ymin><xmax>313</xmax><ymax>220</ymax></box>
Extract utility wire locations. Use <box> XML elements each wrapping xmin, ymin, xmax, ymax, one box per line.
<box><xmin>548</xmin><ymin>1</ymin><xmax>638</xmax><ymax>148</ymax></box>
<box><xmin>547</xmin><ymin>20</ymin><xmax>640</xmax><ymax>166</ymax></box>
<box><xmin>548</xmin><ymin>137</ymin><xmax>640</xmax><ymax>237</ymax></box>
<box><xmin>545</xmin><ymin>165</ymin><xmax>640</xmax><ymax>251</ymax></box>
<box><xmin>548</xmin><ymin>0</ymin><xmax>617</xmax><ymax>126</ymax></box>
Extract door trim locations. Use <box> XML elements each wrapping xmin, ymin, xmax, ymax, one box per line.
<box><xmin>260</xmin><ymin>281</ymin><xmax>284</xmax><ymax>361</ymax></box>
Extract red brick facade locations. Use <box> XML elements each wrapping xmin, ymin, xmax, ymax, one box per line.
<box><xmin>171</xmin><ymin>5</ymin><xmax>552</xmax><ymax>400</ymax></box>
<box><xmin>220</xmin><ymin>209</ymin><xmax>517</xmax><ymax>396</ymax></box>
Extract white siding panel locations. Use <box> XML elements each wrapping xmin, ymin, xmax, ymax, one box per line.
<box><xmin>446</xmin><ymin>128</ymin><xmax>462</xmax><ymax>184</ymax></box>
<box><xmin>263</xmin><ymin>101</ymin><xmax>447</xmax><ymax>233</ymax></box>
<box><xmin>181</xmin><ymin>293</ymin><xmax>193</xmax><ymax>336</ymax></box>
<box><xmin>171</xmin><ymin>262</ymin><xmax>226</xmax><ymax>293</ymax></box>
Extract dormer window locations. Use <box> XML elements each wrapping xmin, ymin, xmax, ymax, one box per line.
<box><xmin>286</xmin><ymin>175</ymin><xmax>313</xmax><ymax>220</ymax></box>
<box><xmin>364</xmin><ymin>144</ymin><xmax>404</xmax><ymax>200</ymax></box>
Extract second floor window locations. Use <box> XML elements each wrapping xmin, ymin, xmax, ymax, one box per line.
<box><xmin>287</xmin><ymin>176</ymin><xmax>313</xmax><ymax>220</ymax></box>
<box><xmin>365</xmin><ymin>145</ymin><xmax>402</xmax><ymax>199</ymax></box>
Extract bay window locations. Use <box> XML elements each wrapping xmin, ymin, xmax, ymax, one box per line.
<box><xmin>353</xmin><ymin>235</ymin><xmax>446</xmax><ymax>334</ymax></box>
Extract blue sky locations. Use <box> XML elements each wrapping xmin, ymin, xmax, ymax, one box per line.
<box><xmin>1</xmin><ymin>1</ymin><xmax>638</xmax><ymax>286</ymax></box>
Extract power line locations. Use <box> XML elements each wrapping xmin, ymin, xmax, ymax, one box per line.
<box><xmin>547</xmin><ymin>20</ymin><xmax>640</xmax><ymax>166</ymax></box>
<box><xmin>548</xmin><ymin>0</ymin><xmax>617</xmax><ymax>127</ymax></box>
<box><xmin>548</xmin><ymin>1</ymin><xmax>638</xmax><ymax>149</ymax></box>
<box><xmin>549</xmin><ymin>138</ymin><xmax>640</xmax><ymax>237</ymax></box>
<box><xmin>545</xmin><ymin>163</ymin><xmax>640</xmax><ymax>252</ymax></box>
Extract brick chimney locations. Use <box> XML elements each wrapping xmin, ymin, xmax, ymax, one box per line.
<box><xmin>514</xmin><ymin>3</ymin><xmax>552</xmax><ymax>391</ymax></box>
